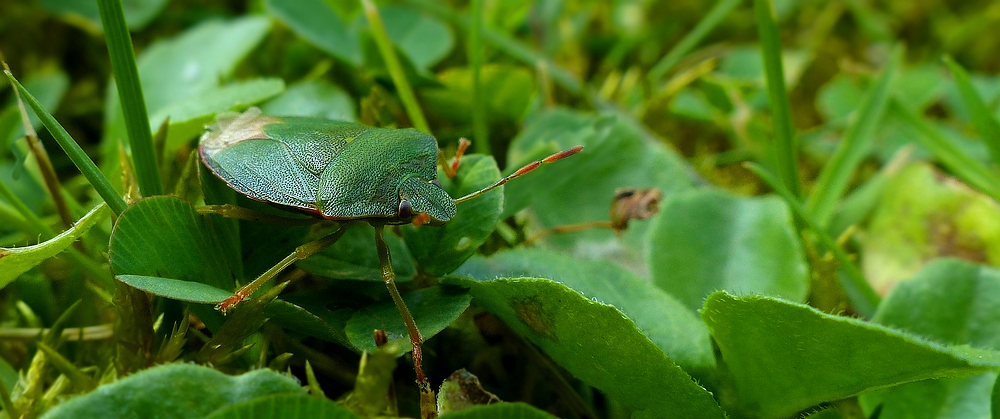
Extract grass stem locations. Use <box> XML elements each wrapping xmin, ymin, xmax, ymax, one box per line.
<box><xmin>361</xmin><ymin>0</ymin><xmax>431</xmax><ymax>135</ymax></box>
<box><xmin>755</xmin><ymin>0</ymin><xmax>801</xmax><ymax>197</ymax></box>
<box><xmin>97</xmin><ymin>0</ymin><xmax>163</xmax><ymax>197</ymax></box>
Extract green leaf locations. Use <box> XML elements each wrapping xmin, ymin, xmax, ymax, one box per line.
<box><xmin>103</xmin><ymin>16</ymin><xmax>272</xmax><ymax>155</ymax></box>
<box><xmin>344</xmin><ymin>285</ymin><xmax>471</xmax><ymax>352</ymax></box>
<box><xmin>39</xmin><ymin>0</ymin><xmax>168</xmax><ymax>31</ymax></box>
<box><xmin>893</xmin><ymin>63</ymin><xmax>947</xmax><ymax>112</ymax></box>
<box><xmin>153</xmin><ymin>78</ymin><xmax>286</xmax><ymax>149</ymax></box>
<box><xmin>402</xmin><ymin>154</ymin><xmax>503</xmax><ymax>276</ymax></box>
<box><xmin>0</xmin><ymin>204</ymin><xmax>108</xmax><ymax>290</ymax></box>
<box><xmin>648</xmin><ymin>189</ymin><xmax>808</xmax><ymax>311</ymax></box>
<box><xmin>445</xmin><ymin>276</ymin><xmax>725</xmax><ymax>418</ymax></box>
<box><xmin>115</xmin><ymin>275</ymin><xmax>231</xmax><ymax>304</ymax></box>
<box><xmin>110</xmin><ymin>196</ymin><xmax>240</xmax><ymax>292</ymax></box>
<box><xmin>858</xmin><ymin>259</ymin><xmax>1000</xmax><ymax>418</ymax></box>
<box><xmin>41</xmin><ymin>363</ymin><xmax>304</xmax><ymax>419</ymax></box>
<box><xmin>702</xmin><ymin>292</ymin><xmax>1000</xmax><ymax>418</ymax></box>
<box><xmin>265</xmin><ymin>0</ymin><xmax>362</xmax><ymax>66</ymax></box>
<box><xmin>265</xmin><ymin>299</ymin><xmax>351</xmax><ymax>347</ymax></box>
<box><xmin>816</xmin><ymin>73</ymin><xmax>867</xmax><ymax>125</ymax></box>
<box><xmin>503</xmin><ymin>108</ymin><xmax>693</xmax><ymax>263</ymax></box>
<box><xmin>861</xmin><ymin>162</ymin><xmax>1000</xmax><ymax>295</ymax></box>
<box><xmin>439</xmin><ymin>403</ymin><xmax>554</xmax><ymax>419</ymax></box>
<box><xmin>455</xmin><ymin>248</ymin><xmax>716</xmax><ymax>377</ymax></box>
<box><xmin>377</xmin><ymin>5</ymin><xmax>454</xmax><ymax>71</ymax></box>
<box><xmin>747</xmin><ymin>163</ymin><xmax>881</xmax><ymax>314</ymax></box>
<box><xmin>205</xmin><ymin>394</ymin><xmax>360</xmax><ymax>419</ymax></box>
<box><xmin>262</xmin><ymin>79</ymin><xmax>357</xmax><ymax>121</ymax></box>
<box><xmin>298</xmin><ymin>224</ymin><xmax>416</xmax><ymax>282</ymax></box>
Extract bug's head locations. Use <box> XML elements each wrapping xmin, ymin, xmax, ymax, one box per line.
<box><xmin>397</xmin><ymin>176</ymin><xmax>456</xmax><ymax>225</ymax></box>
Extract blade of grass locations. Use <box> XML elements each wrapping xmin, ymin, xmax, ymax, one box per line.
<box><xmin>361</xmin><ymin>0</ymin><xmax>431</xmax><ymax>134</ymax></box>
<box><xmin>889</xmin><ymin>97</ymin><xmax>1000</xmax><ymax>201</ymax></box>
<box><xmin>4</xmin><ymin>70</ymin><xmax>128</xmax><ymax>216</ymax></box>
<box><xmin>943</xmin><ymin>56</ymin><xmax>1000</xmax><ymax>167</ymax></box>
<box><xmin>469</xmin><ymin>0</ymin><xmax>489</xmax><ymax>154</ymax></box>
<box><xmin>648</xmin><ymin>0</ymin><xmax>741</xmax><ymax>83</ymax></box>
<box><xmin>97</xmin><ymin>0</ymin><xmax>163</xmax><ymax>197</ymax></box>
<box><xmin>806</xmin><ymin>45</ymin><xmax>900</xmax><ymax>228</ymax></box>
<box><xmin>755</xmin><ymin>0</ymin><xmax>801</xmax><ymax>197</ymax></box>
<box><xmin>746</xmin><ymin>163</ymin><xmax>881</xmax><ymax>316</ymax></box>
<box><xmin>2</xmin><ymin>61</ymin><xmax>75</xmax><ymax>230</ymax></box>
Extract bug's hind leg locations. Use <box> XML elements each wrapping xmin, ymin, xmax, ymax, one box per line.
<box><xmin>373</xmin><ymin>224</ymin><xmax>437</xmax><ymax>419</ymax></box>
<box><xmin>216</xmin><ymin>224</ymin><xmax>347</xmax><ymax>313</ymax></box>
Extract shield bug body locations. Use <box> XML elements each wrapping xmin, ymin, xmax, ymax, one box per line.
<box><xmin>198</xmin><ymin>107</ymin><xmax>581</xmax><ymax>412</ymax></box>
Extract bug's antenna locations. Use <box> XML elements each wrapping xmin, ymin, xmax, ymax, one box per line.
<box><xmin>455</xmin><ymin>145</ymin><xmax>583</xmax><ymax>204</ymax></box>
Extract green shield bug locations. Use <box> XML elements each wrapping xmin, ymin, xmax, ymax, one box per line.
<box><xmin>198</xmin><ymin>107</ymin><xmax>581</xmax><ymax>409</ymax></box>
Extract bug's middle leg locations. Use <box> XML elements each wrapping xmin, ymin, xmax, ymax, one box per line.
<box><xmin>373</xmin><ymin>223</ymin><xmax>437</xmax><ymax>418</ymax></box>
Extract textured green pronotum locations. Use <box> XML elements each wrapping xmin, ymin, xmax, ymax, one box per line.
<box><xmin>197</xmin><ymin>107</ymin><xmax>581</xmax><ymax>418</ymax></box>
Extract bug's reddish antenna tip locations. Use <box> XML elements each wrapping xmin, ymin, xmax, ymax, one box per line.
<box><xmin>455</xmin><ymin>145</ymin><xmax>583</xmax><ymax>204</ymax></box>
<box><xmin>512</xmin><ymin>161</ymin><xmax>541</xmax><ymax>178</ymax></box>
<box><xmin>542</xmin><ymin>145</ymin><xmax>584</xmax><ymax>163</ymax></box>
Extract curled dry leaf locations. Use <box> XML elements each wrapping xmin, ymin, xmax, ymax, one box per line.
<box><xmin>610</xmin><ymin>188</ymin><xmax>664</xmax><ymax>233</ymax></box>
<box><xmin>436</xmin><ymin>369</ymin><xmax>501</xmax><ymax>414</ymax></box>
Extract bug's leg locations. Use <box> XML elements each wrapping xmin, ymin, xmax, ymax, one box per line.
<box><xmin>448</xmin><ymin>138</ymin><xmax>471</xmax><ymax>177</ymax></box>
<box><xmin>438</xmin><ymin>138</ymin><xmax>471</xmax><ymax>179</ymax></box>
<box><xmin>216</xmin><ymin>224</ymin><xmax>347</xmax><ymax>313</ymax></box>
<box><xmin>373</xmin><ymin>224</ymin><xmax>437</xmax><ymax>418</ymax></box>
<box><xmin>197</xmin><ymin>204</ymin><xmax>318</xmax><ymax>226</ymax></box>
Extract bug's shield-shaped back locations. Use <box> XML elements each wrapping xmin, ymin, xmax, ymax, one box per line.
<box><xmin>200</xmin><ymin>107</ymin><xmax>454</xmax><ymax>222</ymax></box>
<box><xmin>200</xmin><ymin>109</ymin><xmax>321</xmax><ymax>211</ymax></box>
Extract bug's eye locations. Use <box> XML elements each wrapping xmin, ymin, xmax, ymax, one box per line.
<box><xmin>431</xmin><ymin>180</ymin><xmax>442</xmax><ymax>188</ymax></box>
<box><xmin>398</xmin><ymin>199</ymin><xmax>413</xmax><ymax>218</ymax></box>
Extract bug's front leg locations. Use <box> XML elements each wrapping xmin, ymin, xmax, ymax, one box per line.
<box><xmin>216</xmin><ymin>224</ymin><xmax>347</xmax><ymax>313</ymax></box>
<box><xmin>373</xmin><ymin>223</ymin><xmax>437</xmax><ymax>419</ymax></box>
